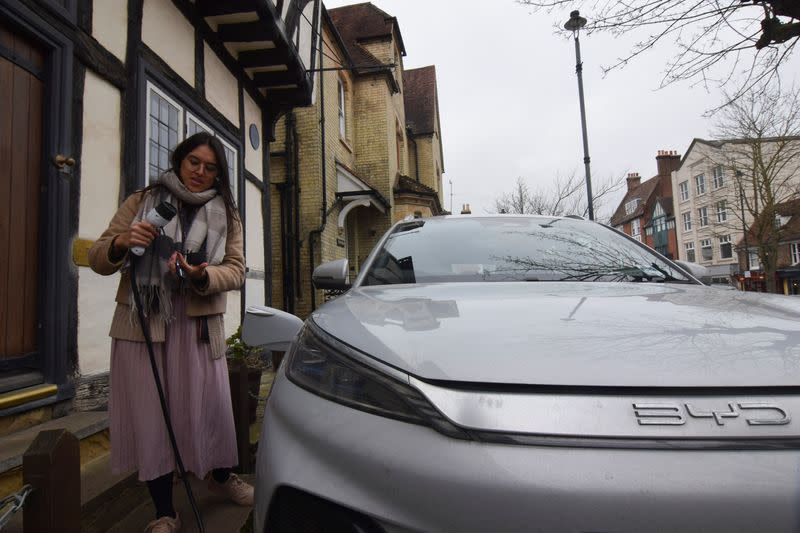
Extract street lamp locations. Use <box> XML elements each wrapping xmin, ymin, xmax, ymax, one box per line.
<box><xmin>564</xmin><ymin>10</ymin><xmax>594</xmax><ymax>221</ymax></box>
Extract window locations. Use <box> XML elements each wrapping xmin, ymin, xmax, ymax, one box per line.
<box><xmin>679</xmin><ymin>181</ymin><xmax>689</xmax><ymax>202</ymax></box>
<box><xmin>716</xmin><ymin>200</ymin><xmax>728</xmax><ymax>223</ymax></box>
<box><xmin>697</xmin><ymin>207</ymin><xmax>708</xmax><ymax>227</ymax></box>
<box><xmin>791</xmin><ymin>242</ymin><xmax>800</xmax><ymax>265</ymax></box>
<box><xmin>338</xmin><ymin>78</ymin><xmax>346</xmax><ymax>138</ymax></box>
<box><xmin>624</xmin><ymin>198</ymin><xmax>640</xmax><ymax>215</ymax></box>
<box><xmin>684</xmin><ymin>241</ymin><xmax>695</xmax><ymax>262</ymax></box>
<box><xmin>630</xmin><ymin>218</ymin><xmax>641</xmax><ymax>241</ymax></box>
<box><xmin>713</xmin><ymin>165</ymin><xmax>725</xmax><ymax>188</ymax></box>
<box><xmin>700</xmin><ymin>238</ymin><xmax>713</xmax><ymax>261</ymax></box>
<box><xmin>719</xmin><ymin>235</ymin><xmax>732</xmax><ymax>259</ymax></box>
<box><xmin>682</xmin><ymin>212</ymin><xmax>692</xmax><ymax>231</ymax></box>
<box><xmin>146</xmin><ymin>82</ymin><xmax>239</xmax><ymax>198</ymax></box>
<box><xmin>695</xmin><ymin>174</ymin><xmax>706</xmax><ymax>195</ymax></box>
<box><xmin>147</xmin><ymin>85</ymin><xmax>182</xmax><ymax>184</ymax></box>
<box><xmin>749</xmin><ymin>250</ymin><xmax>760</xmax><ymax>270</ymax></box>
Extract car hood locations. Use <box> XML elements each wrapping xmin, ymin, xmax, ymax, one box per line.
<box><xmin>311</xmin><ymin>282</ymin><xmax>800</xmax><ymax>388</ymax></box>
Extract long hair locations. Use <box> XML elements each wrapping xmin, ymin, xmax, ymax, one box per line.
<box><xmin>170</xmin><ymin>131</ymin><xmax>241</xmax><ymax>225</ymax></box>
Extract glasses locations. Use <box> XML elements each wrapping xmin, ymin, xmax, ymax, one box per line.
<box><xmin>185</xmin><ymin>155</ymin><xmax>219</xmax><ymax>176</ymax></box>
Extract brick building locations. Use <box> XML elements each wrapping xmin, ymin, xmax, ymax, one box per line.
<box><xmin>735</xmin><ymin>199</ymin><xmax>800</xmax><ymax>294</ymax></box>
<box><xmin>610</xmin><ymin>151</ymin><xmax>681</xmax><ymax>258</ymax></box>
<box><xmin>269</xmin><ymin>2</ymin><xmax>446</xmax><ymax>318</ymax></box>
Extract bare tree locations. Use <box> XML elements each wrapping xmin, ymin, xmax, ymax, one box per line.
<box><xmin>710</xmin><ymin>86</ymin><xmax>800</xmax><ymax>292</ymax></box>
<box><xmin>494</xmin><ymin>174</ymin><xmax>625</xmax><ymax>222</ymax></box>
<box><xmin>518</xmin><ymin>0</ymin><xmax>800</xmax><ymax>105</ymax></box>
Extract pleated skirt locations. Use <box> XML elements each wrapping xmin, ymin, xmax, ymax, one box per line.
<box><xmin>109</xmin><ymin>294</ymin><xmax>238</xmax><ymax>481</ymax></box>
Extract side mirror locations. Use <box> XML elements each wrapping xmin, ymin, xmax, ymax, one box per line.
<box><xmin>673</xmin><ymin>260</ymin><xmax>711</xmax><ymax>283</ymax></box>
<box><xmin>242</xmin><ymin>305</ymin><xmax>304</xmax><ymax>351</ymax></box>
<box><xmin>312</xmin><ymin>258</ymin><xmax>351</xmax><ymax>290</ymax></box>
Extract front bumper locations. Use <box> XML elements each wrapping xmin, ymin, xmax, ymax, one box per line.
<box><xmin>254</xmin><ymin>368</ymin><xmax>800</xmax><ymax>533</ymax></box>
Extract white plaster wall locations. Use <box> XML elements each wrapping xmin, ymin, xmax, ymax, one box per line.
<box><xmin>245</xmin><ymin>279</ymin><xmax>266</xmax><ymax>307</ymax></box>
<box><xmin>80</xmin><ymin>71</ymin><xmax>121</xmax><ymax>239</ymax></box>
<box><xmin>204</xmin><ymin>43</ymin><xmax>239</xmax><ymax>127</ymax></box>
<box><xmin>142</xmin><ymin>0</ymin><xmax>194</xmax><ymax>86</ymax></box>
<box><xmin>243</xmin><ymin>92</ymin><xmax>263</xmax><ymax>178</ymax></box>
<box><xmin>92</xmin><ymin>0</ymin><xmax>127</xmax><ymax>62</ymax></box>
<box><xmin>226</xmin><ymin>291</ymin><xmax>241</xmax><ymax>336</ymax></box>
<box><xmin>78</xmin><ymin>271</ymin><xmax>118</xmax><ymax>375</ymax></box>
<box><xmin>245</xmin><ymin>180</ymin><xmax>265</xmax><ymax>271</ymax></box>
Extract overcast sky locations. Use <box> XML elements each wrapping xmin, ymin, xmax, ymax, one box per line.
<box><xmin>323</xmin><ymin>0</ymin><xmax>800</xmax><ymax>219</ymax></box>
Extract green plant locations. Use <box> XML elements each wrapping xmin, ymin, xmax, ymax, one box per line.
<box><xmin>226</xmin><ymin>325</ymin><xmax>266</xmax><ymax>369</ymax></box>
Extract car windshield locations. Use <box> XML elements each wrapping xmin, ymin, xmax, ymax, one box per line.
<box><xmin>361</xmin><ymin>217</ymin><xmax>694</xmax><ymax>286</ymax></box>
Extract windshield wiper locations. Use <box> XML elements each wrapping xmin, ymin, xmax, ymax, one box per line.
<box><xmin>648</xmin><ymin>262</ymin><xmax>692</xmax><ymax>283</ymax></box>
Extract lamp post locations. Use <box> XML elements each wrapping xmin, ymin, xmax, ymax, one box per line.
<box><xmin>564</xmin><ymin>10</ymin><xmax>594</xmax><ymax>221</ymax></box>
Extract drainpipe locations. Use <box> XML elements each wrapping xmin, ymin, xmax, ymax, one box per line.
<box><xmin>309</xmin><ymin>41</ymin><xmax>327</xmax><ymax>311</ymax></box>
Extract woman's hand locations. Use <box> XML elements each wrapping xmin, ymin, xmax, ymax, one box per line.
<box><xmin>169</xmin><ymin>251</ymin><xmax>209</xmax><ymax>281</ymax></box>
<box><xmin>113</xmin><ymin>221</ymin><xmax>158</xmax><ymax>254</ymax></box>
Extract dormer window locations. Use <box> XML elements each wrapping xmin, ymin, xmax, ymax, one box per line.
<box><xmin>624</xmin><ymin>198</ymin><xmax>640</xmax><ymax>215</ymax></box>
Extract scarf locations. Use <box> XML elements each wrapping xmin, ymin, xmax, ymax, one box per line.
<box><xmin>128</xmin><ymin>171</ymin><xmax>228</xmax><ymax>323</ymax></box>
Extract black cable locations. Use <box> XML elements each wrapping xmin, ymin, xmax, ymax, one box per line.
<box><xmin>129</xmin><ymin>257</ymin><xmax>205</xmax><ymax>533</ymax></box>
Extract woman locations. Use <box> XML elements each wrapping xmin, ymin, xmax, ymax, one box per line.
<box><xmin>89</xmin><ymin>132</ymin><xmax>252</xmax><ymax>533</ymax></box>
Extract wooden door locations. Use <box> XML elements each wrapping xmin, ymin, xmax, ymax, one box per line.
<box><xmin>0</xmin><ymin>20</ymin><xmax>45</xmax><ymax>361</ymax></box>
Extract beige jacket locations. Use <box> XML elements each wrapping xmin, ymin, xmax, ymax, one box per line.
<box><xmin>88</xmin><ymin>191</ymin><xmax>245</xmax><ymax>358</ymax></box>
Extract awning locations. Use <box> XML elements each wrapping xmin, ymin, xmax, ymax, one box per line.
<box><xmin>336</xmin><ymin>164</ymin><xmax>388</xmax><ymax>227</ymax></box>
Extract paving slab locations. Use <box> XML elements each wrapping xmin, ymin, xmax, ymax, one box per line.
<box><xmin>107</xmin><ymin>474</ymin><xmax>255</xmax><ymax>533</ymax></box>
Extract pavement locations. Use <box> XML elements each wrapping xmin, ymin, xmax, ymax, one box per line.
<box><xmin>107</xmin><ymin>474</ymin><xmax>255</xmax><ymax>533</ymax></box>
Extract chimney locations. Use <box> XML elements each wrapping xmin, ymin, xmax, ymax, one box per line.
<box><xmin>626</xmin><ymin>172</ymin><xmax>641</xmax><ymax>192</ymax></box>
<box><xmin>656</xmin><ymin>149</ymin><xmax>681</xmax><ymax>177</ymax></box>
<box><xmin>460</xmin><ymin>203</ymin><xmax>471</xmax><ymax>215</ymax></box>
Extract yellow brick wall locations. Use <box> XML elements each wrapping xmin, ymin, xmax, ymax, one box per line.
<box><xmin>268</xmin><ymin>22</ymin><xmax>437</xmax><ymax>316</ymax></box>
<box><xmin>394</xmin><ymin>201</ymin><xmax>433</xmax><ymax>222</ymax></box>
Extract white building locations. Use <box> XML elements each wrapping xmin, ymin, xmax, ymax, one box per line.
<box><xmin>0</xmin><ymin>0</ymin><xmax>321</xmax><ymax>417</ymax></box>
<box><xmin>672</xmin><ymin>137</ymin><xmax>800</xmax><ymax>284</ymax></box>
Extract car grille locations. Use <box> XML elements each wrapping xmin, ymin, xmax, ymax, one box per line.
<box><xmin>266</xmin><ymin>486</ymin><xmax>386</xmax><ymax>533</ymax></box>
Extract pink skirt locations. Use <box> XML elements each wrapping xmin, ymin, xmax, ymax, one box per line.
<box><xmin>109</xmin><ymin>295</ymin><xmax>238</xmax><ymax>481</ymax></box>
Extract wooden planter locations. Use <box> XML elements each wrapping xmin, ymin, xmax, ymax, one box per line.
<box><xmin>227</xmin><ymin>359</ymin><xmax>263</xmax><ymax>473</ymax></box>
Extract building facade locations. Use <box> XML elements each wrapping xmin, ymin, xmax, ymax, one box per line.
<box><xmin>610</xmin><ymin>151</ymin><xmax>681</xmax><ymax>259</ymax></box>
<box><xmin>672</xmin><ymin>138</ymin><xmax>800</xmax><ymax>287</ymax></box>
<box><xmin>0</xmin><ymin>0</ymin><xmax>320</xmax><ymax>421</ymax></box>
<box><xmin>269</xmin><ymin>2</ymin><xmax>446</xmax><ymax>319</ymax></box>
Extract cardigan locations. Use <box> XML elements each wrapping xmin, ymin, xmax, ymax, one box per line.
<box><xmin>88</xmin><ymin>191</ymin><xmax>245</xmax><ymax>358</ymax></box>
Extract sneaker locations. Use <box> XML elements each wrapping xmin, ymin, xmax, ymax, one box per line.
<box><xmin>208</xmin><ymin>473</ymin><xmax>254</xmax><ymax>506</ymax></box>
<box><xmin>144</xmin><ymin>513</ymin><xmax>181</xmax><ymax>533</ymax></box>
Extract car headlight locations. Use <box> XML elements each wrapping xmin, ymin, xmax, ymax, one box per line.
<box><xmin>286</xmin><ymin>321</ymin><xmax>470</xmax><ymax>440</ymax></box>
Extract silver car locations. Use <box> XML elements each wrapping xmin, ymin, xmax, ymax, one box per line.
<box><xmin>247</xmin><ymin>215</ymin><xmax>800</xmax><ymax>533</ymax></box>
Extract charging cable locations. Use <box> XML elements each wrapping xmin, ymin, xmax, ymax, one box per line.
<box><xmin>129</xmin><ymin>257</ymin><xmax>206</xmax><ymax>533</ymax></box>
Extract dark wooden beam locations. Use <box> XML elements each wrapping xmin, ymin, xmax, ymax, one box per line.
<box><xmin>253</xmin><ymin>70</ymin><xmax>303</xmax><ymax>87</ymax></box>
<box><xmin>170</xmin><ymin>0</ymin><xmax>268</xmax><ymax>110</ymax></box>
<box><xmin>237</xmin><ymin>47</ymin><xmax>289</xmax><ymax>68</ymax></box>
<box><xmin>217</xmin><ymin>21</ymin><xmax>277</xmax><ymax>42</ymax></box>
<box><xmin>195</xmin><ymin>0</ymin><xmax>255</xmax><ymax>17</ymax></box>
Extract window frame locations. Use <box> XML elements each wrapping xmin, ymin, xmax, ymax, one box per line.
<box><xmin>684</xmin><ymin>241</ymin><xmax>696</xmax><ymax>262</ymax></box>
<box><xmin>337</xmin><ymin>76</ymin><xmax>346</xmax><ymax>139</ymax></box>
<box><xmin>694</xmin><ymin>174</ymin><xmax>706</xmax><ymax>195</ymax></box>
<box><xmin>630</xmin><ymin>218</ymin><xmax>642</xmax><ymax>241</ymax></box>
<box><xmin>624</xmin><ymin>199</ymin><xmax>640</xmax><ymax>216</ymax></box>
<box><xmin>713</xmin><ymin>165</ymin><xmax>725</xmax><ymax>189</ymax></box>
<box><xmin>791</xmin><ymin>242</ymin><xmax>800</xmax><ymax>265</ymax></box>
<box><xmin>145</xmin><ymin>82</ymin><xmax>184</xmax><ymax>186</ymax></box>
<box><xmin>719</xmin><ymin>235</ymin><xmax>732</xmax><ymax>259</ymax></box>
<box><xmin>679</xmin><ymin>181</ymin><xmax>689</xmax><ymax>202</ymax></box>
<box><xmin>716</xmin><ymin>200</ymin><xmax>728</xmax><ymax>223</ymax></box>
<box><xmin>700</xmin><ymin>238</ymin><xmax>713</xmax><ymax>261</ymax></box>
<box><xmin>682</xmin><ymin>212</ymin><xmax>692</xmax><ymax>232</ymax></box>
<box><xmin>697</xmin><ymin>206</ymin><xmax>709</xmax><ymax>227</ymax></box>
<box><xmin>144</xmin><ymin>81</ymin><xmax>240</xmax><ymax>200</ymax></box>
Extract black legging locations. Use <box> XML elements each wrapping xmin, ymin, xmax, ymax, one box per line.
<box><xmin>147</xmin><ymin>468</ymin><xmax>232</xmax><ymax>518</ymax></box>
